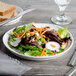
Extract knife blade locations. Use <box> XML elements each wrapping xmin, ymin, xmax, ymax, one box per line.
<box><xmin>36</xmin><ymin>74</ymin><xmax>62</xmax><ymax>76</ymax></box>
<box><xmin>0</xmin><ymin>8</ymin><xmax>35</xmax><ymax>26</ymax></box>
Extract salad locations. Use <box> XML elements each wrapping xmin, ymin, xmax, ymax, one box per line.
<box><xmin>8</xmin><ymin>23</ymin><xmax>71</xmax><ymax>57</ymax></box>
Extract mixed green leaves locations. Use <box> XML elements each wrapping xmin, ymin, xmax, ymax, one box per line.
<box><xmin>8</xmin><ymin>23</ymin><xmax>70</xmax><ymax>57</ymax></box>
<box><xmin>13</xmin><ymin>22</ymin><xmax>34</xmax><ymax>34</ymax></box>
<box><xmin>15</xmin><ymin>26</ymin><xmax>26</xmax><ymax>34</ymax></box>
<box><xmin>19</xmin><ymin>44</ymin><xmax>42</xmax><ymax>56</ymax></box>
<box><xmin>36</xmin><ymin>36</ymin><xmax>46</xmax><ymax>45</ymax></box>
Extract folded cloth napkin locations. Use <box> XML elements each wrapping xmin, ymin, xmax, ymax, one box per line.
<box><xmin>0</xmin><ymin>51</ymin><xmax>32</xmax><ymax>76</ymax></box>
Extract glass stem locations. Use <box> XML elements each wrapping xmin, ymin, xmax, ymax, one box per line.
<box><xmin>58</xmin><ymin>11</ymin><xmax>65</xmax><ymax>21</ymax></box>
<box><xmin>58</xmin><ymin>5</ymin><xmax>66</xmax><ymax>19</ymax></box>
<box><xmin>60</xmin><ymin>11</ymin><xmax>65</xmax><ymax>17</ymax></box>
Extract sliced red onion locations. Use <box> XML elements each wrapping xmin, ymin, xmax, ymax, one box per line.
<box><xmin>9</xmin><ymin>37</ymin><xmax>21</xmax><ymax>47</ymax></box>
<box><xmin>32</xmin><ymin>24</ymin><xmax>36</xmax><ymax>27</ymax></box>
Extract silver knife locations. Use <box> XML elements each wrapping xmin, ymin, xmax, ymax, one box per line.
<box><xmin>36</xmin><ymin>74</ymin><xmax>61</xmax><ymax>76</ymax></box>
<box><xmin>68</xmin><ymin>49</ymin><xmax>76</xmax><ymax>66</ymax></box>
<box><xmin>0</xmin><ymin>8</ymin><xmax>35</xmax><ymax>26</ymax></box>
<box><xmin>65</xmin><ymin>66</ymin><xmax>76</xmax><ymax>76</ymax></box>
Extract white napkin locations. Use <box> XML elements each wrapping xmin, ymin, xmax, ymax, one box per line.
<box><xmin>0</xmin><ymin>51</ymin><xmax>32</xmax><ymax>76</ymax></box>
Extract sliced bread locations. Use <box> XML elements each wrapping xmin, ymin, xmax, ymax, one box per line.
<box><xmin>0</xmin><ymin>12</ymin><xmax>14</xmax><ymax>22</ymax></box>
<box><xmin>0</xmin><ymin>1</ymin><xmax>16</xmax><ymax>16</ymax></box>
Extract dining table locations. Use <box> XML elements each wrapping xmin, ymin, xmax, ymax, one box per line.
<box><xmin>0</xmin><ymin>0</ymin><xmax>76</xmax><ymax>76</ymax></box>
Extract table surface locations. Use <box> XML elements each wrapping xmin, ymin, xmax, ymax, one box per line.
<box><xmin>0</xmin><ymin>0</ymin><xmax>76</xmax><ymax>76</ymax></box>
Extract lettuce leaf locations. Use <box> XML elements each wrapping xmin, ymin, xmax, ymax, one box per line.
<box><xmin>20</xmin><ymin>44</ymin><xmax>42</xmax><ymax>50</ymax></box>
<box><xmin>24</xmin><ymin>50</ymin><xmax>41</xmax><ymax>56</ymax></box>
<box><xmin>36</xmin><ymin>36</ymin><xmax>46</xmax><ymax>45</ymax></box>
<box><xmin>14</xmin><ymin>26</ymin><xmax>26</xmax><ymax>34</ymax></box>
<box><xmin>59</xmin><ymin>47</ymin><xmax>64</xmax><ymax>52</ymax></box>
<box><xmin>58</xmin><ymin>27</ymin><xmax>69</xmax><ymax>38</ymax></box>
<box><xmin>26</xmin><ymin>22</ymin><xmax>35</xmax><ymax>31</ymax></box>
<box><xmin>14</xmin><ymin>22</ymin><xmax>35</xmax><ymax>34</ymax></box>
<box><xmin>45</xmin><ymin>49</ymin><xmax>55</xmax><ymax>54</ymax></box>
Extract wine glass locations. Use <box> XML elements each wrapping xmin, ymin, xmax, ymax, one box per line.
<box><xmin>51</xmin><ymin>0</ymin><xmax>72</xmax><ymax>25</ymax></box>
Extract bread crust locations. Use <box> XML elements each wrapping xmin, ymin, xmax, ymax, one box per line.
<box><xmin>0</xmin><ymin>12</ymin><xmax>14</xmax><ymax>22</ymax></box>
<box><xmin>0</xmin><ymin>6</ymin><xmax>16</xmax><ymax>16</ymax></box>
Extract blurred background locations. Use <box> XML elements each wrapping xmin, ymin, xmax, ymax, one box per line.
<box><xmin>0</xmin><ymin>0</ymin><xmax>75</xmax><ymax>12</ymax></box>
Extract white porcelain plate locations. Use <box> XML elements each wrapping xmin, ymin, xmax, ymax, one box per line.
<box><xmin>3</xmin><ymin>23</ymin><xmax>74</xmax><ymax>61</ymax></box>
<box><xmin>4</xmin><ymin>5</ymin><xmax>23</xmax><ymax>25</ymax></box>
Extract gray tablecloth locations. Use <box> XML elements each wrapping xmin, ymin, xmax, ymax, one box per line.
<box><xmin>0</xmin><ymin>0</ymin><xmax>76</xmax><ymax>76</ymax></box>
